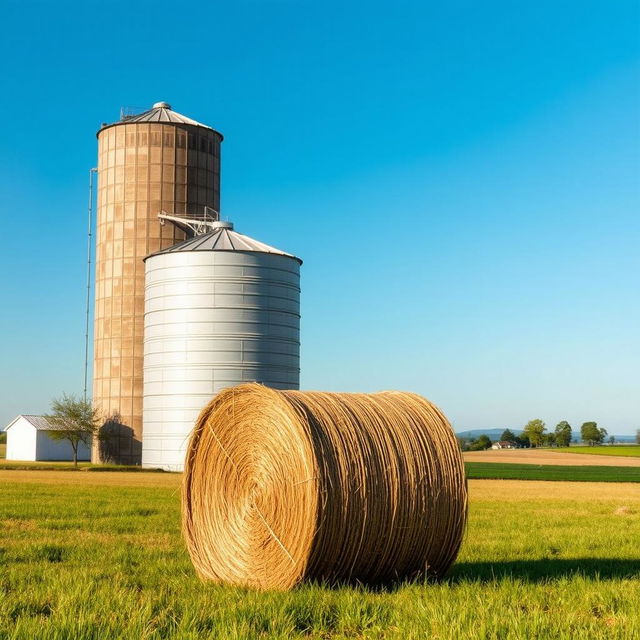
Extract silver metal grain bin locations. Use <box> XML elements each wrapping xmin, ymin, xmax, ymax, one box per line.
<box><xmin>141</xmin><ymin>220</ymin><xmax>301</xmax><ymax>470</ymax></box>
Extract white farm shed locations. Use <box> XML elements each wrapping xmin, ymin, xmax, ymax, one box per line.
<box><xmin>3</xmin><ymin>415</ymin><xmax>91</xmax><ymax>462</ymax></box>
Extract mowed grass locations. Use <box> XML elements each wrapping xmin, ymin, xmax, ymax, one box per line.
<box><xmin>466</xmin><ymin>462</ymin><xmax>640</xmax><ymax>482</ymax></box>
<box><xmin>0</xmin><ymin>472</ymin><xmax>639</xmax><ymax>639</ymax></box>
<box><xmin>553</xmin><ymin>446</ymin><xmax>640</xmax><ymax>457</ymax></box>
<box><xmin>0</xmin><ymin>460</ymin><xmax>163</xmax><ymax>472</ymax></box>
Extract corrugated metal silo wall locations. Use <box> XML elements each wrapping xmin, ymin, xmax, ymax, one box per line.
<box><xmin>141</xmin><ymin>251</ymin><xmax>300</xmax><ymax>471</ymax></box>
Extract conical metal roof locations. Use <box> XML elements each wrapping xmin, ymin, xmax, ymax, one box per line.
<box><xmin>98</xmin><ymin>101</ymin><xmax>222</xmax><ymax>137</ymax></box>
<box><xmin>145</xmin><ymin>221</ymin><xmax>302</xmax><ymax>264</ymax></box>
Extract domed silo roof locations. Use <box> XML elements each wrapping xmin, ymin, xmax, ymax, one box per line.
<box><xmin>98</xmin><ymin>101</ymin><xmax>223</xmax><ymax>138</ymax></box>
<box><xmin>145</xmin><ymin>221</ymin><xmax>302</xmax><ymax>263</ymax></box>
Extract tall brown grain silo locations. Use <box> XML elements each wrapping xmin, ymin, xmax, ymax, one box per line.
<box><xmin>93</xmin><ymin>101</ymin><xmax>223</xmax><ymax>464</ymax></box>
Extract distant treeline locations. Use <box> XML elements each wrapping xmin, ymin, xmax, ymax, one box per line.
<box><xmin>458</xmin><ymin>422</ymin><xmax>640</xmax><ymax>451</ymax></box>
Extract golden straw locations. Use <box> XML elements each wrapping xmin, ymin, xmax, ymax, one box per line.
<box><xmin>182</xmin><ymin>384</ymin><xmax>467</xmax><ymax>590</ymax></box>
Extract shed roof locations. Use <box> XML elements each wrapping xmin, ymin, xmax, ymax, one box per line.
<box><xmin>21</xmin><ymin>415</ymin><xmax>55</xmax><ymax>430</ymax></box>
<box><xmin>146</xmin><ymin>221</ymin><xmax>302</xmax><ymax>264</ymax></box>
<box><xmin>5</xmin><ymin>415</ymin><xmax>55</xmax><ymax>431</ymax></box>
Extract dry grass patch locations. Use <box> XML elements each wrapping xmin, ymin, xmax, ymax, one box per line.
<box><xmin>0</xmin><ymin>469</ymin><xmax>182</xmax><ymax>488</ymax></box>
<box><xmin>464</xmin><ymin>449</ymin><xmax>640</xmax><ymax>467</ymax></box>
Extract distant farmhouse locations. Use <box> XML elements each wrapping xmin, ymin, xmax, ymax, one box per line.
<box><xmin>491</xmin><ymin>441</ymin><xmax>517</xmax><ymax>450</ymax></box>
<box><xmin>3</xmin><ymin>415</ymin><xmax>91</xmax><ymax>462</ymax></box>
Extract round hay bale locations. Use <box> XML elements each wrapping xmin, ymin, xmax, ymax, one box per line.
<box><xmin>182</xmin><ymin>383</ymin><xmax>467</xmax><ymax>590</ymax></box>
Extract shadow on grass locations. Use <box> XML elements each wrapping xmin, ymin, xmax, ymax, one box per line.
<box><xmin>448</xmin><ymin>558</ymin><xmax>640</xmax><ymax>583</ymax></box>
<box><xmin>298</xmin><ymin>558</ymin><xmax>640</xmax><ymax>593</ymax></box>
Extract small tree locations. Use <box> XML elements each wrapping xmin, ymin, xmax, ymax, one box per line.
<box><xmin>581</xmin><ymin>421</ymin><xmax>606</xmax><ymax>446</ymax></box>
<box><xmin>543</xmin><ymin>432</ymin><xmax>556</xmax><ymax>448</ymax></box>
<box><xmin>523</xmin><ymin>419</ymin><xmax>546</xmax><ymax>448</ymax></box>
<box><xmin>501</xmin><ymin>429</ymin><xmax>516</xmax><ymax>443</ymax></box>
<box><xmin>554</xmin><ymin>421</ymin><xmax>572</xmax><ymax>447</ymax></box>
<box><xmin>636</xmin><ymin>429</ymin><xmax>640</xmax><ymax>445</ymax></box>
<box><xmin>45</xmin><ymin>394</ymin><xmax>101</xmax><ymax>467</ymax></box>
<box><xmin>469</xmin><ymin>434</ymin><xmax>493</xmax><ymax>451</ymax></box>
<box><xmin>608</xmin><ymin>435</ymin><xmax>615</xmax><ymax>445</ymax></box>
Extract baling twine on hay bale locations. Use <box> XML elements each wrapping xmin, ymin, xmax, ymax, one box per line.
<box><xmin>182</xmin><ymin>383</ymin><xmax>467</xmax><ymax>590</ymax></box>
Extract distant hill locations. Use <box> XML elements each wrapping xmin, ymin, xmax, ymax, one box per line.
<box><xmin>455</xmin><ymin>428</ymin><xmax>637</xmax><ymax>443</ymax></box>
<box><xmin>612</xmin><ymin>435</ymin><xmax>638</xmax><ymax>443</ymax></box>
<box><xmin>456</xmin><ymin>428</ymin><xmax>522</xmax><ymax>440</ymax></box>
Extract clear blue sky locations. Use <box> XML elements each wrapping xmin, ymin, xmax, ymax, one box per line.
<box><xmin>0</xmin><ymin>1</ymin><xmax>638</xmax><ymax>434</ymax></box>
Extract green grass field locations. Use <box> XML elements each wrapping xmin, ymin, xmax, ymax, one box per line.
<box><xmin>466</xmin><ymin>462</ymin><xmax>640</xmax><ymax>482</ymax></box>
<box><xmin>553</xmin><ymin>446</ymin><xmax>640</xmax><ymax>457</ymax></box>
<box><xmin>0</xmin><ymin>471</ymin><xmax>638</xmax><ymax>639</ymax></box>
